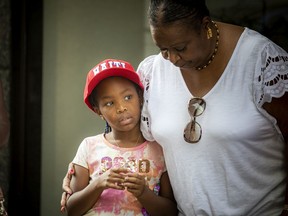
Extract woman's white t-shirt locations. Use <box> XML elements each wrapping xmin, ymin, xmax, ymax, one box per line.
<box><xmin>137</xmin><ymin>28</ymin><xmax>288</xmax><ymax>216</ymax></box>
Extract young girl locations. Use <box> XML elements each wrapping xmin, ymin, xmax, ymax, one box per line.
<box><xmin>65</xmin><ymin>59</ymin><xmax>177</xmax><ymax>216</ymax></box>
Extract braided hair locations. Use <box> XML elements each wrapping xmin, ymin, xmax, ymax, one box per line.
<box><xmin>149</xmin><ymin>0</ymin><xmax>210</xmax><ymax>30</ymax></box>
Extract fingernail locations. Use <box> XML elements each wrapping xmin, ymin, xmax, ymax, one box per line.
<box><xmin>69</xmin><ymin>169</ymin><xmax>74</xmax><ymax>174</ymax></box>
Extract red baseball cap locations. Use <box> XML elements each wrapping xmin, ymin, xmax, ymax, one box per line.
<box><xmin>84</xmin><ymin>59</ymin><xmax>144</xmax><ymax>111</ymax></box>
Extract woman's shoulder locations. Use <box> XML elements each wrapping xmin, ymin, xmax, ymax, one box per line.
<box><xmin>137</xmin><ymin>53</ymin><xmax>170</xmax><ymax>79</ymax></box>
<box><xmin>217</xmin><ymin>22</ymin><xmax>272</xmax><ymax>49</ymax></box>
<box><xmin>219</xmin><ymin>21</ymin><xmax>286</xmax><ymax>59</ymax></box>
<box><xmin>137</xmin><ymin>54</ymin><xmax>157</xmax><ymax>72</ymax></box>
<box><xmin>237</xmin><ymin>27</ymin><xmax>287</xmax><ymax>59</ymax></box>
<box><xmin>136</xmin><ymin>54</ymin><xmax>157</xmax><ymax>81</ymax></box>
<box><xmin>217</xmin><ymin>22</ymin><xmax>244</xmax><ymax>40</ymax></box>
<box><xmin>225</xmin><ymin>22</ymin><xmax>280</xmax><ymax>51</ymax></box>
<box><xmin>217</xmin><ymin>22</ymin><xmax>244</xmax><ymax>52</ymax></box>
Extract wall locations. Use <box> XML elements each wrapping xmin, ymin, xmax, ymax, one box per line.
<box><xmin>42</xmin><ymin>1</ymin><xmax>146</xmax><ymax>215</ymax></box>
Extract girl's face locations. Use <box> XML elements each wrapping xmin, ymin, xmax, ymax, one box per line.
<box><xmin>93</xmin><ymin>77</ymin><xmax>142</xmax><ymax>133</ymax></box>
<box><xmin>150</xmin><ymin>20</ymin><xmax>211</xmax><ymax>70</ymax></box>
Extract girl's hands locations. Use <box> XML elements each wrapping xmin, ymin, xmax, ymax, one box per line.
<box><xmin>60</xmin><ymin>164</ymin><xmax>148</xmax><ymax>213</ymax></box>
<box><xmin>97</xmin><ymin>168</ymin><xmax>128</xmax><ymax>190</ymax></box>
<box><xmin>123</xmin><ymin>172</ymin><xmax>147</xmax><ymax>198</ymax></box>
<box><xmin>60</xmin><ymin>165</ymin><xmax>129</xmax><ymax>213</ymax></box>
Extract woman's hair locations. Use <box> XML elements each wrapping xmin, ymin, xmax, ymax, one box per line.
<box><xmin>149</xmin><ymin>0</ymin><xmax>210</xmax><ymax>29</ymax></box>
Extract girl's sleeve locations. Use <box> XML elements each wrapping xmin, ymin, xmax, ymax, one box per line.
<box><xmin>72</xmin><ymin>139</ymin><xmax>89</xmax><ymax>169</ymax></box>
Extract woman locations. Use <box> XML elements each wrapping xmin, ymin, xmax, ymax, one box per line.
<box><xmin>62</xmin><ymin>0</ymin><xmax>288</xmax><ymax>215</ymax></box>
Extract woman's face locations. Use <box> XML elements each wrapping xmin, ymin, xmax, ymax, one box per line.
<box><xmin>150</xmin><ymin>21</ymin><xmax>211</xmax><ymax>70</ymax></box>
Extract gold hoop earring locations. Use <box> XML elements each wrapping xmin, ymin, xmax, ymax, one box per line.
<box><xmin>207</xmin><ymin>27</ymin><xmax>212</xmax><ymax>39</ymax></box>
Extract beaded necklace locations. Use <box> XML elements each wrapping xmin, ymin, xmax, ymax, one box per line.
<box><xmin>196</xmin><ymin>21</ymin><xmax>220</xmax><ymax>71</ymax></box>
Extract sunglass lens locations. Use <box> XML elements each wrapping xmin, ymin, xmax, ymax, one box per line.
<box><xmin>188</xmin><ymin>98</ymin><xmax>206</xmax><ymax>117</ymax></box>
<box><xmin>184</xmin><ymin>120</ymin><xmax>202</xmax><ymax>143</ymax></box>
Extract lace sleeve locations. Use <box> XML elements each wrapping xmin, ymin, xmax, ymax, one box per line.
<box><xmin>136</xmin><ymin>55</ymin><xmax>157</xmax><ymax>141</ymax></box>
<box><xmin>253</xmin><ymin>42</ymin><xmax>288</xmax><ymax>135</ymax></box>
<box><xmin>254</xmin><ymin>42</ymin><xmax>288</xmax><ymax>107</ymax></box>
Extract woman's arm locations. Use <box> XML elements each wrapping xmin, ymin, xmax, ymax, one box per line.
<box><xmin>262</xmin><ymin>92</ymin><xmax>288</xmax><ymax>142</ymax></box>
<box><xmin>65</xmin><ymin>165</ymin><xmax>92</xmax><ymax>216</ymax></box>
<box><xmin>262</xmin><ymin>92</ymin><xmax>288</xmax><ymax>215</ymax></box>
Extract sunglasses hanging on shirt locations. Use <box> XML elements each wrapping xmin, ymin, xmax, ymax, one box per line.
<box><xmin>183</xmin><ymin>98</ymin><xmax>206</xmax><ymax>143</ymax></box>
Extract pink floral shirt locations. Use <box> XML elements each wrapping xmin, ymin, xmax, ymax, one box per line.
<box><xmin>72</xmin><ymin>134</ymin><xmax>166</xmax><ymax>216</ymax></box>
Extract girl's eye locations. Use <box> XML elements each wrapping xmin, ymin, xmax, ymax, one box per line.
<box><xmin>124</xmin><ymin>95</ymin><xmax>132</xmax><ymax>101</ymax></box>
<box><xmin>105</xmin><ymin>101</ymin><xmax>113</xmax><ymax>107</ymax></box>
